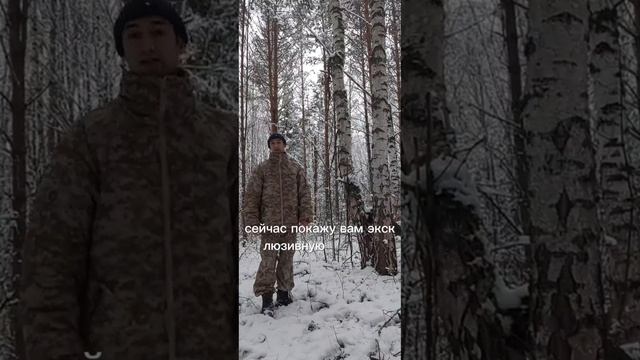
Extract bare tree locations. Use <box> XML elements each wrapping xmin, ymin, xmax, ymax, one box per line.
<box><xmin>387</xmin><ymin>0</ymin><xmax>400</xmax><ymax>220</ymax></box>
<box><xmin>5</xmin><ymin>0</ymin><xmax>30</xmax><ymax>357</ymax></box>
<box><xmin>368</xmin><ymin>0</ymin><xmax>396</xmax><ymax>275</ymax></box>
<box><xmin>329</xmin><ymin>0</ymin><xmax>352</xmax><ymax>181</ymax></box>
<box><xmin>590</xmin><ymin>0</ymin><xmax>640</xmax><ymax>355</ymax></box>
<box><xmin>240</xmin><ymin>0</ymin><xmax>249</xmax><ymax>243</ymax></box>
<box><xmin>523</xmin><ymin>0</ymin><xmax>604</xmax><ymax>357</ymax></box>
<box><xmin>501</xmin><ymin>0</ymin><xmax>529</xmax><ymax>237</ymax></box>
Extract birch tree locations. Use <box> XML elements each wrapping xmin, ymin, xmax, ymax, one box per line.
<box><xmin>387</xmin><ymin>0</ymin><xmax>400</xmax><ymax>219</ymax></box>
<box><xmin>329</xmin><ymin>0</ymin><xmax>352</xmax><ymax>184</ymax></box>
<box><xmin>523</xmin><ymin>0</ymin><xmax>604</xmax><ymax>357</ymax></box>
<box><xmin>322</xmin><ymin>48</ymin><xmax>334</xmax><ymax>247</ymax></box>
<box><xmin>590</xmin><ymin>0</ymin><xmax>640</xmax><ymax>354</ymax></box>
<box><xmin>240</xmin><ymin>0</ymin><xmax>249</xmax><ymax>242</ymax></box>
<box><xmin>329</xmin><ymin>0</ymin><xmax>375</xmax><ymax>271</ymax></box>
<box><xmin>354</xmin><ymin>0</ymin><xmax>374</xmax><ymax>193</ymax></box>
<box><xmin>368</xmin><ymin>0</ymin><xmax>397</xmax><ymax>275</ymax></box>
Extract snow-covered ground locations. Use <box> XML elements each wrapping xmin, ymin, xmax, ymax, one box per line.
<box><xmin>239</xmin><ymin>234</ymin><xmax>401</xmax><ymax>360</ymax></box>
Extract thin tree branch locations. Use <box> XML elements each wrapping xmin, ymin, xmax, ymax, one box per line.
<box><xmin>478</xmin><ymin>188</ymin><xmax>523</xmax><ymax>235</ymax></box>
<box><xmin>445</xmin><ymin>14</ymin><xmax>495</xmax><ymax>39</ymax></box>
<box><xmin>341</xmin><ymin>6</ymin><xmax>370</xmax><ymax>25</ymax></box>
<box><xmin>0</xmin><ymin>90</ymin><xmax>11</xmax><ymax>109</ymax></box>
<box><xmin>514</xmin><ymin>1</ymin><xmax>528</xmax><ymax>9</ymax></box>
<box><xmin>25</xmin><ymin>82</ymin><xmax>52</xmax><ymax>108</ymax></box>
<box><xmin>454</xmin><ymin>136</ymin><xmax>486</xmax><ymax>177</ymax></box>
<box><xmin>377</xmin><ymin>309</ymin><xmax>401</xmax><ymax>335</ymax></box>
<box><xmin>466</xmin><ymin>102</ymin><xmax>520</xmax><ymax>128</ymax></box>
<box><xmin>0</xmin><ymin>295</ymin><xmax>18</xmax><ymax>313</ymax></box>
<box><xmin>0</xmin><ymin>128</ymin><xmax>13</xmax><ymax>150</ymax></box>
<box><xmin>0</xmin><ymin>0</ymin><xmax>8</xmax><ymax>20</ymax></box>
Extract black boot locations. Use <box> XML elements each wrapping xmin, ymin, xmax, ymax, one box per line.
<box><xmin>276</xmin><ymin>289</ymin><xmax>292</xmax><ymax>307</ymax></box>
<box><xmin>261</xmin><ymin>293</ymin><xmax>274</xmax><ymax>315</ymax></box>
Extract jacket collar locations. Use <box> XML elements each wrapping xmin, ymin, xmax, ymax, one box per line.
<box><xmin>269</xmin><ymin>151</ymin><xmax>288</xmax><ymax>162</ymax></box>
<box><xmin>118</xmin><ymin>68</ymin><xmax>196</xmax><ymax>118</ymax></box>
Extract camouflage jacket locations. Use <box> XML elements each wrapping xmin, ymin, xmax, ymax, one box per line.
<box><xmin>20</xmin><ymin>69</ymin><xmax>238</xmax><ymax>360</ymax></box>
<box><xmin>243</xmin><ymin>151</ymin><xmax>313</xmax><ymax>228</ymax></box>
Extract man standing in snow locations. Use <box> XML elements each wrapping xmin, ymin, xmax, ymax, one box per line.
<box><xmin>243</xmin><ymin>133</ymin><xmax>313</xmax><ymax>315</ymax></box>
<box><xmin>19</xmin><ymin>0</ymin><xmax>238</xmax><ymax>359</ymax></box>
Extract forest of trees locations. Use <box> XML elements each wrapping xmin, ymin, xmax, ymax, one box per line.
<box><xmin>2</xmin><ymin>0</ymin><xmax>640</xmax><ymax>358</ymax></box>
<box><xmin>238</xmin><ymin>0</ymin><xmax>401</xmax><ymax>276</ymax></box>
<box><xmin>0</xmin><ymin>0</ymin><xmax>237</xmax><ymax>358</ymax></box>
<box><xmin>237</xmin><ymin>0</ymin><xmax>402</xmax><ymax>357</ymax></box>
<box><xmin>403</xmin><ymin>0</ymin><xmax>640</xmax><ymax>359</ymax></box>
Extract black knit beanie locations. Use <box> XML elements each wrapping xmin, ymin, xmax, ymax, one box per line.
<box><xmin>268</xmin><ymin>133</ymin><xmax>287</xmax><ymax>148</ymax></box>
<box><xmin>113</xmin><ymin>0</ymin><xmax>188</xmax><ymax>57</ymax></box>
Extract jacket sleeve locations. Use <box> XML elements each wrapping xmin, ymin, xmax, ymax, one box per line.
<box><xmin>242</xmin><ymin>165</ymin><xmax>263</xmax><ymax>227</ymax></box>
<box><xmin>297</xmin><ymin>165</ymin><xmax>313</xmax><ymax>223</ymax></box>
<box><xmin>20</xmin><ymin>120</ymin><xmax>97</xmax><ymax>360</ymax></box>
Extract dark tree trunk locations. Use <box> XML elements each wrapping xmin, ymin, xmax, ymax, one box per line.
<box><xmin>267</xmin><ymin>17</ymin><xmax>279</xmax><ymax>133</ymax></box>
<box><xmin>8</xmin><ymin>0</ymin><xmax>29</xmax><ymax>358</ymax></box>
<box><xmin>501</xmin><ymin>0</ymin><xmax>529</xmax><ymax>236</ymax></box>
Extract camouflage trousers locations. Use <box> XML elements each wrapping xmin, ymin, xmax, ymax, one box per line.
<box><xmin>253</xmin><ymin>232</ymin><xmax>296</xmax><ymax>297</ymax></box>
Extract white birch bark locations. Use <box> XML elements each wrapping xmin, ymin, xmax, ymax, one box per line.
<box><xmin>329</xmin><ymin>0</ymin><xmax>352</xmax><ymax>179</ymax></box>
<box><xmin>369</xmin><ymin>0</ymin><xmax>397</xmax><ymax>276</ymax></box>
<box><xmin>387</xmin><ymin>0</ymin><xmax>400</xmax><ymax>219</ymax></box>
<box><xmin>590</xmin><ymin>0</ymin><xmax>640</xmax><ymax>355</ymax></box>
<box><xmin>523</xmin><ymin>1</ymin><xmax>604</xmax><ymax>358</ymax></box>
<box><xmin>369</xmin><ymin>0</ymin><xmax>391</xmax><ymax>200</ymax></box>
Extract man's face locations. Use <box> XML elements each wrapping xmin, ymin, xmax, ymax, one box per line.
<box><xmin>270</xmin><ymin>139</ymin><xmax>285</xmax><ymax>153</ymax></box>
<box><xmin>122</xmin><ymin>16</ymin><xmax>183</xmax><ymax>75</ymax></box>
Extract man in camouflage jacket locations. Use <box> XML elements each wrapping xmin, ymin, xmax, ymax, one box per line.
<box><xmin>19</xmin><ymin>1</ymin><xmax>238</xmax><ymax>359</ymax></box>
<box><xmin>243</xmin><ymin>133</ymin><xmax>313</xmax><ymax>314</ymax></box>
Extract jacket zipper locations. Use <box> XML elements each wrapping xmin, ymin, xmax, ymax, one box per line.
<box><xmin>158</xmin><ymin>77</ymin><xmax>176</xmax><ymax>360</ymax></box>
<box><xmin>279</xmin><ymin>154</ymin><xmax>284</xmax><ymax>224</ymax></box>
